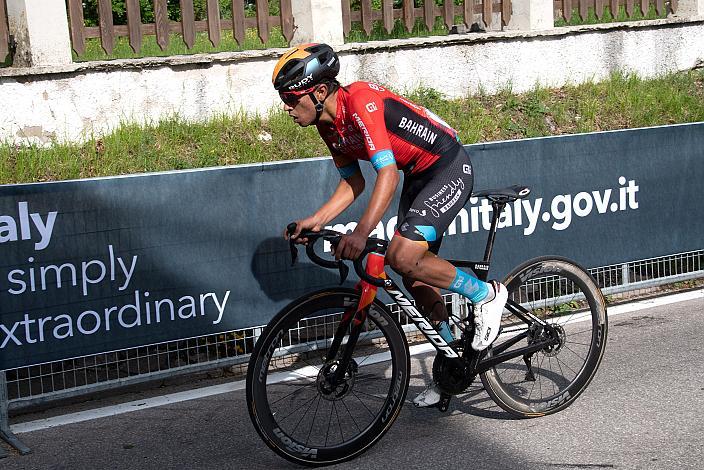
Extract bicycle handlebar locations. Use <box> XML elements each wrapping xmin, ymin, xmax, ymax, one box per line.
<box><xmin>286</xmin><ymin>222</ymin><xmax>389</xmax><ymax>287</ymax></box>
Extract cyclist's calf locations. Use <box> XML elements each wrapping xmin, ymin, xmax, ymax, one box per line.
<box><xmin>387</xmin><ymin>239</ymin><xmax>450</xmax><ymax>322</ymax></box>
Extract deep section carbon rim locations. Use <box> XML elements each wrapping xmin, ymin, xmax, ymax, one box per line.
<box><xmin>246</xmin><ymin>289</ymin><xmax>410</xmax><ymax>465</ymax></box>
<box><xmin>481</xmin><ymin>257</ymin><xmax>607</xmax><ymax>417</ymax></box>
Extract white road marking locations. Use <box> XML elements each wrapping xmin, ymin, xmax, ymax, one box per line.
<box><xmin>12</xmin><ymin>288</ymin><xmax>703</xmax><ymax>434</ymax></box>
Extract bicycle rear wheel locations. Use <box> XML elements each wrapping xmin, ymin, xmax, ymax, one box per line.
<box><xmin>480</xmin><ymin>257</ymin><xmax>607</xmax><ymax>417</ymax></box>
<box><xmin>246</xmin><ymin>288</ymin><xmax>410</xmax><ymax>466</ymax></box>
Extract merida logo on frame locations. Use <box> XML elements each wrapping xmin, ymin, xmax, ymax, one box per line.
<box><xmin>386</xmin><ymin>289</ymin><xmax>458</xmax><ymax>358</ymax></box>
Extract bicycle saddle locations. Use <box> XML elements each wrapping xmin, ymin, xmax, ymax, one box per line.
<box><xmin>472</xmin><ymin>185</ymin><xmax>531</xmax><ymax>202</ymax></box>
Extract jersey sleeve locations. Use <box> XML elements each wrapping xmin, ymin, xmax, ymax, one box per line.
<box><xmin>318</xmin><ymin>125</ymin><xmax>362</xmax><ymax>179</ymax></box>
<box><xmin>348</xmin><ymin>88</ymin><xmax>396</xmax><ymax>172</ymax></box>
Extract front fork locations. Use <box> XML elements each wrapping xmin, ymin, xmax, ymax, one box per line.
<box><xmin>326</xmin><ymin>253</ymin><xmax>387</xmax><ymax>386</ymax></box>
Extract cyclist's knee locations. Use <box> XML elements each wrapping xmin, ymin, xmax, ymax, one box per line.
<box><xmin>386</xmin><ymin>241</ymin><xmax>423</xmax><ymax>278</ymax></box>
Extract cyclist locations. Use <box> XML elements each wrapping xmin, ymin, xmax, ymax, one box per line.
<box><xmin>276</xmin><ymin>43</ymin><xmax>508</xmax><ymax>408</ymax></box>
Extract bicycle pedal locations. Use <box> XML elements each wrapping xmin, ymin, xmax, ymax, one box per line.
<box><xmin>436</xmin><ymin>393</ymin><xmax>452</xmax><ymax>412</ymax></box>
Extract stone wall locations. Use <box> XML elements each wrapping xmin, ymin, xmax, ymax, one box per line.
<box><xmin>1</xmin><ymin>17</ymin><xmax>703</xmax><ymax>145</ymax></box>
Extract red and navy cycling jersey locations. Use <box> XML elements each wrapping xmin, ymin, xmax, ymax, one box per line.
<box><xmin>317</xmin><ymin>81</ymin><xmax>462</xmax><ymax>177</ymax></box>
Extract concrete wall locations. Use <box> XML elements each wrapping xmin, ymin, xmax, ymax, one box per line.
<box><xmin>1</xmin><ymin>17</ymin><xmax>703</xmax><ymax>145</ymax></box>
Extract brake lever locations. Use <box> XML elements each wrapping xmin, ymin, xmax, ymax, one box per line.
<box><xmin>289</xmin><ymin>239</ymin><xmax>298</xmax><ymax>266</ymax></box>
<box><xmin>338</xmin><ymin>263</ymin><xmax>349</xmax><ymax>285</ymax></box>
<box><xmin>285</xmin><ymin>223</ymin><xmax>350</xmax><ymax>284</ymax></box>
<box><xmin>287</xmin><ymin>222</ymin><xmax>299</xmax><ymax>266</ymax></box>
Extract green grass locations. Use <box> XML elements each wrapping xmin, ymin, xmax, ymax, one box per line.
<box><xmin>555</xmin><ymin>4</ymin><xmax>668</xmax><ymax>27</ymax></box>
<box><xmin>2</xmin><ymin>69</ymin><xmax>703</xmax><ymax>185</ymax></box>
<box><xmin>345</xmin><ymin>16</ymin><xmax>454</xmax><ymax>43</ymax></box>
<box><xmin>73</xmin><ymin>27</ymin><xmax>290</xmax><ymax>62</ymax></box>
<box><xmin>72</xmin><ymin>17</ymin><xmax>454</xmax><ymax>62</ymax></box>
<box><xmin>0</xmin><ymin>8</ymin><xmax>671</xmax><ymax>65</ymax></box>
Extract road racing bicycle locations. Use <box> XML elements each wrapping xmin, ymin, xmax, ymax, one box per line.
<box><xmin>246</xmin><ymin>185</ymin><xmax>608</xmax><ymax>466</ymax></box>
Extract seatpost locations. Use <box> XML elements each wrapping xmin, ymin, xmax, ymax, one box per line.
<box><xmin>483</xmin><ymin>201</ymin><xmax>506</xmax><ymax>263</ymax></box>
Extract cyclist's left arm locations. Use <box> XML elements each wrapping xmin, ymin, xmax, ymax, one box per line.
<box><xmin>335</xmin><ymin>89</ymin><xmax>400</xmax><ymax>260</ymax></box>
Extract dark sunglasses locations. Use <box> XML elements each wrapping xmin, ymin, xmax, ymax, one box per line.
<box><xmin>279</xmin><ymin>86</ymin><xmax>318</xmax><ymax>107</ymax></box>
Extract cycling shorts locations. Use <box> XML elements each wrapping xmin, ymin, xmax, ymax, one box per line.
<box><xmin>396</xmin><ymin>146</ymin><xmax>473</xmax><ymax>254</ymax></box>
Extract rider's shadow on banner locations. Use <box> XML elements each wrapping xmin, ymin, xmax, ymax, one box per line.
<box><xmin>250</xmin><ymin>237</ymin><xmax>357</xmax><ymax>302</ymax></box>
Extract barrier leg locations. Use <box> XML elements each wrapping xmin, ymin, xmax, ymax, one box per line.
<box><xmin>0</xmin><ymin>371</ymin><xmax>30</xmax><ymax>455</ymax></box>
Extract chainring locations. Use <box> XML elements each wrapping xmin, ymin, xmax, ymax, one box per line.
<box><xmin>432</xmin><ymin>352</ymin><xmax>475</xmax><ymax>395</ymax></box>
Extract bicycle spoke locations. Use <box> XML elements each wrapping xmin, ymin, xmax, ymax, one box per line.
<box><xmin>562</xmin><ymin>344</ymin><xmax>587</xmax><ymax>363</ymax></box>
<box><xmin>554</xmin><ymin>352</ymin><xmax>566</xmax><ymax>380</ymax></box>
<box><xmin>340</xmin><ymin>397</ymin><xmax>362</xmax><ymax>433</ymax></box>
<box><xmin>553</xmin><ymin>354</ymin><xmax>579</xmax><ymax>376</ymax></box>
<box><xmin>290</xmin><ymin>390</ymin><xmax>320</xmax><ymax>436</ymax></box>
<box><xmin>276</xmin><ymin>393</ymin><xmax>320</xmax><ymax>423</ymax></box>
<box><xmin>536</xmin><ymin>353</ymin><xmax>546</xmax><ymax>400</ymax></box>
<box><xmin>279</xmin><ymin>349</ymin><xmax>325</xmax><ymax>374</ymax></box>
<box><xmin>351</xmin><ymin>389</ymin><xmax>388</xmax><ymax>402</ymax></box>
<box><xmin>269</xmin><ymin>366</ymin><xmax>319</xmax><ymax>383</ymax></box>
<box><xmin>325</xmin><ymin>399</ymin><xmax>334</xmax><ymax>447</ymax></box>
<box><xmin>270</xmin><ymin>380</ymin><xmax>317</xmax><ymax>387</ymax></box>
<box><xmin>269</xmin><ymin>381</ymin><xmax>317</xmax><ymax>406</ymax></box>
<box><xmin>506</xmin><ymin>362</ymin><xmax>524</xmax><ymax>385</ymax></box>
<box><xmin>305</xmin><ymin>395</ymin><xmax>323</xmax><ymax>446</ymax></box>
<box><xmin>565</xmin><ymin>340</ymin><xmax>591</xmax><ymax>347</ymax></box>
<box><xmin>566</xmin><ymin>327</ymin><xmax>595</xmax><ymax>336</ymax></box>
<box><xmin>334</xmin><ymin>402</ymin><xmax>344</xmax><ymax>443</ymax></box>
<box><xmin>355</xmin><ymin>350</ymin><xmax>385</xmax><ymax>367</ymax></box>
<box><xmin>527</xmin><ymin>366</ymin><xmax>538</xmax><ymax>399</ymax></box>
<box><xmin>249</xmin><ymin>289</ymin><xmax>413</xmax><ymax>460</ymax></box>
<box><xmin>351</xmin><ymin>391</ymin><xmax>377</xmax><ymax>418</ymax></box>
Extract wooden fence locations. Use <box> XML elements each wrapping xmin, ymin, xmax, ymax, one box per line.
<box><xmin>2</xmin><ymin>0</ymin><xmax>683</xmax><ymax>63</ymax></box>
<box><xmin>65</xmin><ymin>0</ymin><xmax>294</xmax><ymax>56</ymax></box>
<box><xmin>553</xmin><ymin>0</ymin><xmax>677</xmax><ymax>21</ymax></box>
<box><xmin>341</xmin><ymin>0</ymin><xmax>512</xmax><ymax>38</ymax></box>
<box><xmin>0</xmin><ymin>0</ymin><xmax>9</xmax><ymax>61</ymax></box>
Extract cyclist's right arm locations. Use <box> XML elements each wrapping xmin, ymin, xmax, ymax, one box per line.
<box><xmin>286</xmin><ymin>154</ymin><xmax>365</xmax><ymax>241</ymax></box>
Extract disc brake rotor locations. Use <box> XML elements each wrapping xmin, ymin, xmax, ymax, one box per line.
<box><xmin>317</xmin><ymin>359</ymin><xmax>358</xmax><ymax>401</ymax></box>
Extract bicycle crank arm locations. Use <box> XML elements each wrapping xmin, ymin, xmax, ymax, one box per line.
<box><xmin>437</xmin><ymin>392</ymin><xmax>452</xmax><ymax>412</ymax></box>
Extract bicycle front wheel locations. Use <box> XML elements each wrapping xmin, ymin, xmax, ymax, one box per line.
<box><xmin>480</xmin><ymin>256</ymin><xmax>608</xmax><ymax>418</ymax></box>
<box><xmin>246</xmin><ymin>288</ymin><xmax>410</xmax><ymax>466</ymax></box>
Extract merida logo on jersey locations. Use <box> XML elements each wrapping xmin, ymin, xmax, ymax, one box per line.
<box><xmin>352</xmin><ymin>112</ymin><xmax>376</xmax><ymax>151</ymax></box>
<box><xmin>398</xmin><ymin>117</ymin><xmax>438</xmax><ymax>145</ymax></box>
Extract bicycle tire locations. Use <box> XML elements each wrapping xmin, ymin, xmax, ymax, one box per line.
<box><xmin>246</xmin><ymin>288</ymin><xmax>410</xmax><ymax>466</ymax></box>
<box><xmin>480</xmin><ymin>256</ymin><xmax>608</xmax><ymax>418</ymax></box>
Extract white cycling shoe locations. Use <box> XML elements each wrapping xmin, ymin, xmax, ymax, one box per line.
<box><xmin>413</xmin><ymin>382</ymin><xmax>442</xmax><ymax>408</ymax></box>
<box><xmin>471</xmin><ymin>280</ymin><xmax>508</xmax><ymax>351</ymax></box>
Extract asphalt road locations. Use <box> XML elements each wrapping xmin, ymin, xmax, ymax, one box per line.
<box><xmin>2</xmin><ymin>295</ymin><xmax>703</xmax><ymax>470</ymax></box>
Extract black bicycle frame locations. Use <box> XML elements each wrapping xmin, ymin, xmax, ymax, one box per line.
<box><xmin>327</xmin><ymin>198</ymin><xmax>559</xmax><ymax>385</ymax></box>
<box><xmin>376</xmin><ymin>277</ymin><xmax>555</xmax><ymax>376</ymax></box>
